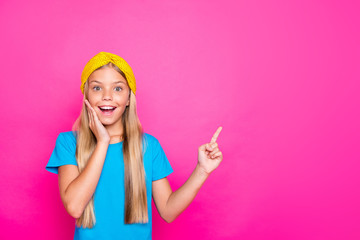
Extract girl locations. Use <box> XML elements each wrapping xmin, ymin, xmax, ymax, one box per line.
<box><xmin>46</xmin><ymin>51</ymin><xmax>223</xmax><ymax>240</ymax></box>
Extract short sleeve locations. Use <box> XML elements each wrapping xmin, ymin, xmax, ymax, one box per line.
<box><xmin>45</xmin><ymin>132</ymin><xmax>78</xmax><ymax>174</ymax></box>
<box><xmin>151</xmin><ymin>138</ymin><xmax>174</xmax><ymax>181</ymax></box>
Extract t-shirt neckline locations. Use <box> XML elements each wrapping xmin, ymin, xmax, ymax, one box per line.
<box><xmin>109</xmin><ymin>141</ymin><xmax>123</xmax><ymax>146</ymax></box>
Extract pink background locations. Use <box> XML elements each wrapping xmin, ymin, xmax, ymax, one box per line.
<box><xmin>0</xmin><ymin>0</ymin><xmax>359</xmax><ymax>239</ymax></box>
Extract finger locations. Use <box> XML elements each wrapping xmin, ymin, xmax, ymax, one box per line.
<box><xmin>85</xmin><ymin>100</ymin><xmax>94</xmax><ymax>125</ymax></box>
<box><xmin>85</xmin><ymin>100</ymin><xmax>96</xmax><ymax>117</ymax></box>
<box><xmin>210</xmin><ymin>142</ymin><xmax>218</xmax><ymax>150</ymax></box>
<box><xmin>87</xmin><ymin>109</ymin><xmax>91</xmax><ymax>125</ymax></box>
<box><xmin>91</xmin><ymin>106</ymin><xmax>100</xmax><ymax>122</ymax></box>
<box><xmin>84</xmin><ymin>99</ymin><xmax>91</xmax><ymax>111</ymax></box>
<box><xmin>210</xmin><ymin>151</ymin><xmax>222</xmax><ymax>159</ymax></box>
<box><xmin>206</xmin><ymin>143</ymin><xmax>213</xmax><ymax>152</ymax></box>
<box><xmin>210</xmin><ymin>147</ymin><xmax>219</xmax><ymax>154</ymax></box>
<box><xmin>88</xmin><ymin>109</ymin><xmax>93</xmax><ymax>126</ymax></box>
<box><xmin>84</xmin><ymin>100</ymin><xmax>90</xmax><ymax>120</ymax></box>
<box><xmin>85</xmin><ymin>100</ymin><xmax>94</xmax><ymax>113</ymax></box>
<box><xmin>89</xmin><ymin>106</ymin><xmax>96</xmax><ymax>125</ymax></box>
<box><xmin>209</xmin><ymin>148</ymin><xmax>219</xmax><ymax>158</ymax></box>
<box><xmin>210</xmin><ymin>126</ymin><xmax>223</xmax><ymax>143</ymax></box>
<box><xmin>206</xmin><ymin>143</ymin><xmax>219</xmax><ymax>154</ymax></box>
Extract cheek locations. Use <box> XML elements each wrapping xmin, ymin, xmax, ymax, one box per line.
<box><xmin>114</xmin><ymin>95</ymin><xmax>129</xmax><ymax>105</ymax></box>
<box><xmin>87</xmin><ymin>93</ymin><xmax>100</xmax><ymax>104</ymax></box>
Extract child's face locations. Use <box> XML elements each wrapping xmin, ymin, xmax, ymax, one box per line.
<box><xmin>86</xmin><ymin>67</ymin><xmax>130</xmax><ymax>127</ymax></box>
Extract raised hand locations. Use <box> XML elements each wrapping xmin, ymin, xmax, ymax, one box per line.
<box><xmin>84</xmin><ymin>99</ymin><xmax>110</xmax><ymax>144</ymax></box>
<box><xmin>197</xmin><ymin>127</ymin><xmax>223</xmax><ymax>174</ymax></box>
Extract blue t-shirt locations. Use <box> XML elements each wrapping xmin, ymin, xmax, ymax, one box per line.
<box><xmin>45</xmin><ymin>131</ymin><xmax>173</xmax><ymax>240</ymax></box>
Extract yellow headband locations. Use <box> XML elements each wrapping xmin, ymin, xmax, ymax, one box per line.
<box><xmin>80</xmin><ymin>51</ymin><xmax>136</xmax><ymax>95</ymax></box>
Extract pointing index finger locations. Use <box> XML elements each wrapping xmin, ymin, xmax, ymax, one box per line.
<box><xmin>210</xmin><ymin>126</ymin><xmax>223</xmax><ymax>143</ymax></box>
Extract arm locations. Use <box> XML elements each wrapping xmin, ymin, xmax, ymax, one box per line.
<box><xmin>152</xmin><ymin>164</ymin><xmax>209</xmax><ymax>223</ymax></box>
<box><xmin>153</xmin><ymin>126</ymin><xmax>223</xmax><ymax>223</ymax></box>
<box><xmin>58</xmin><ymin>140</ymin><xmax>109</xmax><ymax>218</ymax></box>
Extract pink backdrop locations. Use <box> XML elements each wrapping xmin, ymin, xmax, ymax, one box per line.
<box><xmin>1</xmin><ymin>0</ymin><xmax>359</xmax><ymax>239</ymax></box>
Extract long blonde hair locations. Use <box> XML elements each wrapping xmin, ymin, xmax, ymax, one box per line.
<box><xmin>71</xmin><ymin>62</ymin><xmax>148</xmax><ymax>228</ymax></box>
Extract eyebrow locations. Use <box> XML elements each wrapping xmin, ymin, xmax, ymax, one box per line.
<box><xmin>90</xmin><ymin>80</ymin><xmax>126</xmax><ymax>84</ymax></box>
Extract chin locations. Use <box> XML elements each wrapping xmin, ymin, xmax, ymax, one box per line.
<box><xmin>100</xmin><ymin>118</ymin><xmax>122</xmax><ymax>126</ymax></box>
<box><xmin>100</xmin><ymin>120</ymin><xmax>116</xmax><ymax>126</ymax></box>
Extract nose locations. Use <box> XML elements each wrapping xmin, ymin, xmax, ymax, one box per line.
<box><xmin>102</xmin><ymin>88</ymin><xmax>113</xmax><ymax>101</ymax></box>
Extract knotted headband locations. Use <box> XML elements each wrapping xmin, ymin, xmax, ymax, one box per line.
<box><xmin>80</xmin><ymin>51</ymin><xmax>136</xmax><ymax>95</ymax></box>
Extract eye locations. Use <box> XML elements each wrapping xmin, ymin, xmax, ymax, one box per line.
<box><xmin>115</xmin><ymin>87</ymin><xmax>122</xmax><ymax>91</ymax></box>
<box><xmin>93</xmin><ymin>86</ymin><xmax>101</xmax><ymax>91</ymax></box>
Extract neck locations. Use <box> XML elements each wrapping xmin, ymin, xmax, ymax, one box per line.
<box><xmin>105</xmin><ymin>122</ymin><xmax>125</xmax><ymax>141</ymax></box>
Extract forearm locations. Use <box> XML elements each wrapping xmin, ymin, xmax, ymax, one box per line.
<box><xmin>65</xmin><ymin>141</ymin><xmax>109</xmax><ymax>218</ymax></box>
<box><xmin>163</xmin><ymin>164</ymin><xmax>209</xmax><ymax>222</ymax></box>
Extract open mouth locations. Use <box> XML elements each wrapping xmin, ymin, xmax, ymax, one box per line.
<box><xmin>98</xmin><ymin>106</ymin><xmax>117</xmax><ymax>114</ymax></box>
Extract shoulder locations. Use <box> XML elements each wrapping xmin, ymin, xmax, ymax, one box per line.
<box><xmin>143</xmin><ymin>132</ymin><xmax>159</xmax><ymax>143</ymax></box>
<box><xmin>60</xmin><ymin>130</ymin><xmax>77</xmax><ymax>138</ymax></box>
<box><xmin>142</xmin><ymin>132</ymin><xmax>162</xmax><ymax>153</ymax></box>
<box><xmin>143</xmin><ymin>132</ymin><xmax>165</xmax><ymax>147</ymax></box>
<box><xmin>56</xmin><ymin>131</ymin><xmax>78</xmax><ymax>146</ymax></box>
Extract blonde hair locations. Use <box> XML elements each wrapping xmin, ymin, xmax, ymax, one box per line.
<box><xmin>71</xmin><ymin>62</ymin><xmax>148</xmax><ymax>228</ymax></box>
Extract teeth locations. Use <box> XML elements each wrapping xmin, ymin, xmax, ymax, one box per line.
<box><xmin>99</xmin><ymin>106</ymin><xmax>115</xmax><ymax>110</ymax></box>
